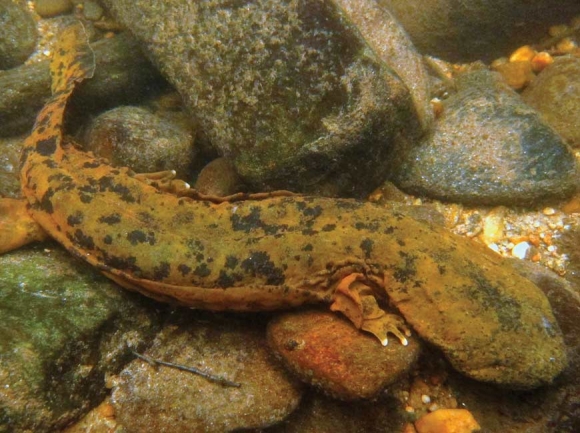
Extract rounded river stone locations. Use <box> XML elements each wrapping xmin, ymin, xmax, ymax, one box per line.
<box><xmin>100</xmin><ymin>0</ymin><xmax>421</xmax><ymax>197</ymax></box>
<box><xmin>391</xmin><ymin>69</ymin><xmax>578</xmax><ymax>206</ymax></box>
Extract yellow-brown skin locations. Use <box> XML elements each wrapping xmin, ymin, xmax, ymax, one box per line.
<box><xmin>4</xmin><ymin>23</ymin><xmax>567</xmax><ymax>389</ymax></box>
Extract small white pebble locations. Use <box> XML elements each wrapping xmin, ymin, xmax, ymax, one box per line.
<box><xmin>547</xmin><ymin>245</ymin><xmax>557</xmax><ymax>253</ymax></box>
<box><xmin>421</xmin><ymin>394</ymin><xmax>431</xmax><ymax>404</ymax></box>
<box><xmin>428</xmin><ymin>403</ymin><xmax>439</xmax><ymax>412</ymax></box>
<box><xmin>543</xmin><ymin>207</ymin><xmax>556</xmax><ymax>216</ymax></box>
<box><xmin>405</xmin><ymin>405</ymin><xmax>415</xmax><ymax>413</ymax></box>
<box><xmin>487</xmin><ymin>243</ymin><xmax>500</xmax><ymax>253</ymax></box>
<box><xmin>512</xmin><ymin>242</ymin><xmax>530</xmax><ymax>259</ymax></box>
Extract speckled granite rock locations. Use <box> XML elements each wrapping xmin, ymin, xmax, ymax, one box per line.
<box><xmin>331</xmin><ymin>0</ymin><xmax>433</xmax><ymax>131</ymax></box>
<box><xmin>392</xmin><ymin>69</ymin><xmax>579</xmax><ymax>206</ymax></box>
<box><xmin>0</xmin><ymin>0</ymin><xmax>37</xmax><ymax>69</ymax></box>
<box><xmin>111</xmin><ymin>311</ymin><xmax>303</xmax><ymax>433</ymax></box>
<box><xmin>268</xmin><ymin>309</ymin><xmax>421</xmax><ymax>400</ymax></box>
<box><xmin>100</xmin><ymin>0</ymin><xmax>421</xmax><ymax>197</ymax></box>
<box><xmin>381</xmin><ymin>0</ymin><xmax>580</xmax><ymax>62</ymax></box>
<box><xmin>83</xmin><ymin>106</ymin><xmax>195</xmax><ymax>180</ymax></box>
<box><xmin>523</xmin><ymin>56</ymin><xmax>580</xmax><ymax>148</ymax></box>
<box><xmin>0</xmin><ymin>245</ymin><xmax>160</xmax><ymax>433</ymax></box>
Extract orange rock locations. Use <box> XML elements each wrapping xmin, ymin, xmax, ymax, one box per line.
<box><xmin>414</xmin><ymin>408</ymin><xmax>481</xmax><ymax>433</ymax></box>
<box><xmin>562</xmin><ymin>193</ymin><xmax>580</xmax><ymax>214</ymax></box>
<box><xmin>531</xmin><ymin>52</ymin><xmax>553</xmax><ymax>72</ymax></box>
<box><xmin>492</xmin><ymin>60</ymin><xmax>535</xmax><ymax>89</ymax></box>
<box><xmin>509</xmin><ymin>45</ymin><xmax>536</xmax><ymax>63</ymax></box>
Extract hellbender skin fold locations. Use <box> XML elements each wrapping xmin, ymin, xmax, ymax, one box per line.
<box><xmin>0</xmin><ymin>22</ymin><xmax>567</xmax><ymax>389</ymax></box>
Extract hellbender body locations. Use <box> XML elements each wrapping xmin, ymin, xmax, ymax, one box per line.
<box><xmin>1</xmin><ymin>23</ymin><xmax>567</xmax><ymax>389</ymax></box>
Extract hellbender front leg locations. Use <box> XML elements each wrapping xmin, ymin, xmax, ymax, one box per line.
<box><xmin>330</xmin><ymin>273</ymin><xmax>411</xmax><ymax>346</ymax></box>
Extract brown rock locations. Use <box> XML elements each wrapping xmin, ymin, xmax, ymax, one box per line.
<box><xmin>267</xmin><ymin>309</ymin><xmax>421</xmax><ymax>400</ymax></box>
<box><xmin>194</xmin><ymin>157</ymin><xmax>244</xmax><ymax>196</ymax></box>
<box><xmin>112</xmin><ymin>312</ymin><xmax>303</xmax><ymax>433</ymax></box>
<box><xmin>523</xmin><ymin>56</ymin><xmax>580</xmax><ymax>148</ymax></box>
<box><xmin>83</xmin><ymin>106</ymin><xmax>195</xmax><ymax>180</ymax></box>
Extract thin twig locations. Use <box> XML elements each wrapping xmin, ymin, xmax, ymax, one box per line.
<box><xmin>132</xmin><ymin>351</ymin><xmax>241</xmax><ymax>388</ymax></box>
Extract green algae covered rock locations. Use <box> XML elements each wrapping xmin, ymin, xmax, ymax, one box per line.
<box><xmin>101</xmin><ymin>0</ymin><xmax>421</xmax><ymax>197</ymax></box>
<box><xmin>0</xmin><ymin>245</ymin><xmax>160</xmax><ymax>432</ymax></box>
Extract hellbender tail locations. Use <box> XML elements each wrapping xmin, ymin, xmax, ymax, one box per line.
<box><xmin>20</xmin><ymin>22</ymin><xmax>95</xmax><ymax>169</ymax></box>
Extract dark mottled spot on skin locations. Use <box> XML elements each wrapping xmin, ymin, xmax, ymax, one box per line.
<box><xmin>41</xmin><ymin>158</ymin><xmax>58</xmax><ymax>169</ymax></box>
<box><xmin>103</xmin><ymin>235</ymin><xmax>113</xmax><ymax>245</ymax></box>
<box><xmin>153</xmin><ymin>262</ymin><xmax>171</xmax><ymax>281</ymax></box>
<box><xmin>39</xmin><ymin>188</ymin><xmax>55</xmax><ymax>214</ymax></box>
<box><xmin>69</xmin><ymin>229</ymin><xmax>95</xmax><ymax>250</ymax></box>
<box><xmin>196</xmin><ymin>253</ymin><xmax>204</xmax><ymax>262</ymax></box>
<box><xmin>98</xmin><ymin>176</ymin><xmax>136</xmax><ymax>203</ymax></box>
<box><xmin>194</xmin><ymin>263</ymin><xmax>211</xmax><ymax>278</ymax></box>
<box><xmin>102</xmin><ymin>253</ymin><xmax>141</xmax><ymax>275</ymax></box>
<box><xmin>354</xmin><ymin>221</ymin><xmax>380</xmax><ymax>231</ymax></box>
<box><xmin>438</xmin><ymin>264</ymin><xmax>446</xmax><ymax>275</ymax></box>
<box><xmin>20</xmin><ymin>147</ymin><xmax>35</xmax><ymax>167</ymax></box>
<box><xmin>294</xmin><ymin>255</ymin><xmax>300</xmax><ymax>261</ymax></box>
<box><xmin>67</xmin><ymin>211</ymin><xmax>84</xmax><ymax>227</ymax></box>
<box><xmin>397</xmin><ymin>239</ymin><xmax>406</xmax><ymax>247</ymax></box>
<box><xmin>393</xmin><ymin>251</ymin><xmax>418</xmax><ymax>283</ymax></box>
<box><xmin>35</xmin><ymin>136</ymin><xmax>57</xmax><ymax>156</ymax></box>
<box><xmin>360</xmin><ymin>238</ymin><xmax>374</xmax><ymax>259</ymax></box>
<box><xmin>231</xmin><ymin>207</ymin><xmax>262</xmax><ymax>233</ymax></box>
<box><xmin>232</xmin><ymin>204</ymin><xmax>289</xmax><ymax>235</ymax></box>
<box><xmin>307</xmin><ymin>256</ymin><xmax>314</xmax><ymax>267</ymax></box>
<box><xmin>48</xmin><ymin>173</ymin><xmax>73</xmax><ymax>185</ymax></box>
<box><xmin>83</xmin><ymin>160</ymin><xmax>101</xmax><ymax>169</ymax></box>
<box><xmin>178</xmin><ymin>264</ymin><xmax>191</xmax><ymax>276</ymax></box>
<box><xmin>98</xmin><ymin>213</ymin><xmax>122</xmax><ymax>225</ymax></box>
<box><xmin>241</xmin><ymin>251</ymin><xmax>285</xmax><ymax>285</ymax></box>
<box><xmin>302</xmin><ymin>205</ymin><xmax>323</xmax><ymax>219</ymax></box>
<box><xmin>465</xmin><ymin>269</ymin><xmax>522</xmax><ymax>331</ymax></box>
<box><xmin>301</xmin><ymin>244</ymin><xmax>313</xmax><ymax>252</ymax></box>
<box><xmin>301</xmin><ymin>228</ymin><xmax>317</xmax><ymax>236</ymax></box>
<box><xmin>216</xmin><ymin>270</ymin><xmax>239</xmax><ymax>287</ymax></box>
<box><xmin>127</xmin><ymin>230</ymin><xmax>156</xmax><ymax>246</ymax></box>
<box><xmin>78</xmin><ymin>184</ymin><xmax>97</xmax><ymax>204</ymax></box>
<box><xmin>322</xmin><ymin>224</ymin><xmax>336</xmax><ymax>232</ymax></box>
<box><xmin>225</xmin><ymin>255</ymin><xmax>239</xmax><ymax>269</ymax></box>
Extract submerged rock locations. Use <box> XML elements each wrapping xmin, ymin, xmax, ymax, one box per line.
<box><xmin>111</xmin><ymin>311</ymin><xmax>303</xmax><ymax>433</ymax></box>
<box><xmin>0</xmin><ymin>245</ymin><xmax>160</xmax><ymax>433</ymax></box>
<box><xmin>523</xmin><ymin>56</ymin><xmax>580</xmax><ymax>148</ymax></box>
<box><xmin>0</xmin><ymin>0</ymin><xmax>37</xmax><ymax>69</ymax></box>
<box><xmin>392</xmin><ymin>69</ymin><xmax>578</xmax><ymax>206</ymax></box>
<box><xmin>101</xmin><ymin>0</ymin><xmax>421</xmax><ymax>197</ymax></box>
<box><xmin>381</xmin><ymin>0</ymin><xmax>580</xmax><ymax>62</ymax></box>
<box><xmin>83</xmin><ymin>106</ymin><xmax>195</xmax><ymax>180</ymax></box>
<box><xmin>268</xmin><ymin>309</ymin><xmax>421</xmax><ymax>400</ymax></box>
